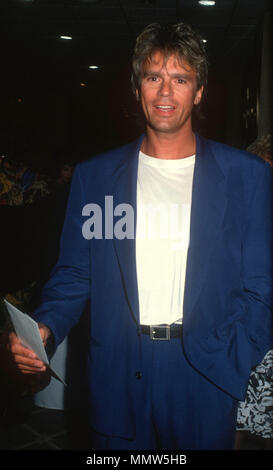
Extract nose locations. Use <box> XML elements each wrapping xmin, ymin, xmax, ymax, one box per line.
<box><xmin>158</xmin><ymin>78</ymin><xmax>173</xmax><ymax>96</ymax></box>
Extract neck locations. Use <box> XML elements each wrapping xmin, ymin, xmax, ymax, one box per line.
<box><xmin>141</xmin><ymin>127</ymin><xmax>196</xmax><ymax>160</ymax></box>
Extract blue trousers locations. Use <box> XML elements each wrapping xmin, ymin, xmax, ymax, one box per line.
<box><xmin>91</xmin><ymin>335</ymin><xmax>238</xmax><ymax>450</ymax></box>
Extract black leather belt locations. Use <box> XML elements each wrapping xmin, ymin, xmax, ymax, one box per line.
<box><xmin>140</xmin><ymin>323</ymin><xmax>182</xmax><ymax>340</ymax></box>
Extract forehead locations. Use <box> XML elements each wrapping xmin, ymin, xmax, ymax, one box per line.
<box><xmin>141</xmin><ymin>50</ymin><xmax>196</xmax><ymax>75</ymax></box>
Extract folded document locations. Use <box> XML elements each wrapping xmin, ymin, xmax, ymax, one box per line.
<box><xmin>4</xmin><ymin>299</ymin><xmax>66</xmax><ymax>386</ymax></box>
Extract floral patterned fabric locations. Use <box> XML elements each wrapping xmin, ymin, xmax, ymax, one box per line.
<box><xmin>1</xmin><ymin>155</ymin><xmax>74</xmax><ymax>308</ymax></box>
<box><xmin>237</xmin><ymin>350</ymin><xmax>273</xmax><ymax>438</ymax></box>
<box><xmin>0</xmin><ymin>157</ymin><xmax>51</xmax><ymax>206</ymax></box>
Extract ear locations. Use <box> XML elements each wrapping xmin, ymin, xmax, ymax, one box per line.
<box><xmin>194</xmin><ymin>86</ymin><xmax>204</xmax><ymax>105</ymax></box>
<box><xmin>135</xmin><ymin>89</ymin><xmax>140</xmax><ymax>102</ymax></box>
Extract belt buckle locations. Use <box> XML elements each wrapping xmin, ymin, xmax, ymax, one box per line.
<box><xmin>150</xmin><ymin>325</ymin><xmax>170</xmax><ymax>340</ymax></box>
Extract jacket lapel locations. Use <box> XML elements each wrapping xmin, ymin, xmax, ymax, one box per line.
<box><xmin>183</xmin><ymin>134</ymin><xmax>227</xmax><ymax>324</ymax></box>
<box><xmin>110</xmin><ymin>136</ymin><xmax>143</xmax><ymax>324</ymax></box>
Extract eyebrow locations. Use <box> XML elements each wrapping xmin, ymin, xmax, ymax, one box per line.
<box><xmin>143</xmin><ymin>70</ymin><xmax>193</xmax><ymax>80</ymax></box>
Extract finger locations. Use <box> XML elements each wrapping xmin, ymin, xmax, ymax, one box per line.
<box><xmin>13</xmin><ymin>353</ymin><xmax>46</xmax><ymax>369</ymax></box>
<box><xmin>17</xmin><ymin>365</ymin><xmax>47</xmax><ymax>374</ymax></box>
<box><xmin>8</xmin><ymin>331</ymin><xmax>21</xmax><ymax>346</ymax></box>
<box><xmin>11</xmin><ymin>343</ymin><xmax>38</xmax><ymax>360</ymax></box>
<box><xmin>9</xmin><ymin>335</ymin><xmax>38</xmax><ymax>357</ymax></box>
<box><xmin>16</xmin><ymin>361</ymin><xmax>47</xmax><ymax>374</ymax></box>
<box><xmin>38</xmin><ymin>324</ymin><xmax>51</xmax><ymax>346</ymax></box>
<box><xmin>8</xmin><ymin>332</ymin><xmax>30</xmax><ymax>351</ymax></box>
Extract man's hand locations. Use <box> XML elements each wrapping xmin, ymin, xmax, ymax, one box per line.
<box><xmin>7</xmin><ymin>323</ymin><xmax>51</xmax><ymax>375</ymax></box>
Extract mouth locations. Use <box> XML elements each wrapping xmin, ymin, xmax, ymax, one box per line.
<box><xmin>154</xmin><ymin>105</ymin><xmax>175</xmax><ymax>112</ymax></box>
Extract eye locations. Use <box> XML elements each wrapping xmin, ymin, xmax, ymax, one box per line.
<box><xmin>176</xmin><ymin>78</ymin><xmax>186</xmax><ymax>84</ymax></box>
<box><xmin>147</xmin><ymin>75</ymin><xmax>159</xmax><ymax>82</ymax></box>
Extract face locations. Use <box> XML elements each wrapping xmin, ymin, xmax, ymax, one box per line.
<box><xmin>136</xmin><ymin>51</ymin><xmax>203</xmax><ymax>137</ymax></box>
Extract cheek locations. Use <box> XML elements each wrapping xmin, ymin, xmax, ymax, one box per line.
<box><xmin>140</xmin><ymin>92</ymin><xmax>153</xmax><ymax>112</ymax></box>
<box><xmin>140</xmin><ymin>85</ymin><xmax>157</xmax><ymax>103</ymax></box>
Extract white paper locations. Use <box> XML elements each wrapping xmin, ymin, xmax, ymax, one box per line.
<box><xmin>4</xmin><ymin>299</ymin><xmax>66</xmax><ymax>386</ymax></box>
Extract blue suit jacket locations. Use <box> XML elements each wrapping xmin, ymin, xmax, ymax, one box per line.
<box><xmin>35</xmin><ymin>133</ymin><xmax>273</xmax><ymax>439</ymax></box>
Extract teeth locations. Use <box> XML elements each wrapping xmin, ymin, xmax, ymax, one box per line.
<box><xmin>156</xmin><ymin>105</ymin><xmax>174</xmax><ymax>109</ymax></box>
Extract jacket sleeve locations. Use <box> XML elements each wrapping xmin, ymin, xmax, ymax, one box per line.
<box><xmin>34</xmin><ymin>164</ymin><xmax>90</xmax><ymax>348</ymax></box>
<box><xmin>242</xmin><ymin>159</ymin><xmax>273</xmax><ymax>366</ymax></box>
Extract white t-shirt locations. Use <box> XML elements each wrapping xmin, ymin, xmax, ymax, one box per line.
<box><xmin>136</xmin><ymin>151</ymin><xmax>195</xmax><ymax>325</ymax></box>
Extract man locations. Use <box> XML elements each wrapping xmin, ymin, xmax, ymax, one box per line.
<box><xmin>7</xmin><ymin>23</ymin><xmax>273</xmax><ymax>450</ymax></box>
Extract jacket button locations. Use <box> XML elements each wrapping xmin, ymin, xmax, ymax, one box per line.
<box><xmin>135</xmin><ymin>371</ymin><xmax>142</xmax><ymax>380</ymax></box>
